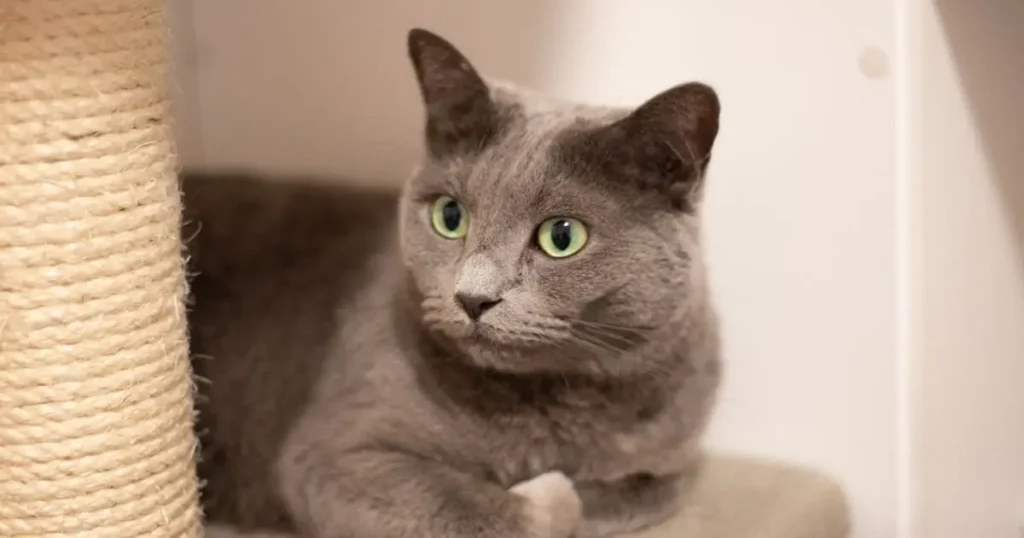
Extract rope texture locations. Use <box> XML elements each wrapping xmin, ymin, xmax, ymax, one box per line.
<box><xmin>0</xmin><ymin>0</ymin><xmax>201</xmax><ymax>535</ymax></box>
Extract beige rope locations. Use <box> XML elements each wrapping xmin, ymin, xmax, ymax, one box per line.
<box><xmin>0</xmin><ymin>0</ymin><xmax>201</xmax><ymax>536</ymax></box>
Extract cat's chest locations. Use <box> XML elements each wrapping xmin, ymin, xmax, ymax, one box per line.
<box><xmin>479</xmin><ymin>402</ymin><xmax>679</xmax><ymax>488</ymax></box>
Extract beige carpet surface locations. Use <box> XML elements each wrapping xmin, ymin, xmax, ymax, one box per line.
<box><xmin>624</xmin><ymin>453</ymin><xmax>850</xmax><ymax>538</ymax></box>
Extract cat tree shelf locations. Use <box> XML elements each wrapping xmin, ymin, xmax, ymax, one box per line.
<box><xmin>627</xmin><ymin>454</ymin><xmax>849</xmax><ymax>538</ymax></box>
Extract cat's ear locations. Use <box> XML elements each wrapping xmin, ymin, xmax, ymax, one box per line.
<box><xmin>407</xmin><ymin>28</ymin><xmax>500</xmax><ymax>159</ymax></box>
<box><xmin>595</xmin><ymin>82</ymin><xmax>721</xmax><ymax>210</ymax></box>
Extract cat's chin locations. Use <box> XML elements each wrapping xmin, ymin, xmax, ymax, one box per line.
<box><xmin>457</xmin><ymin>335</ymin><xmax>598</xmax><ymax>376</ymax></box>
<box><xmin>437</xmin><ymin>329</ymin><xmax>550</xmax><ymax>374</ymax></box>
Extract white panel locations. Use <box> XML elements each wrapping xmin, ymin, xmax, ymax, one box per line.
<box><xmin>904</xmin><ymin>2</ymin><xmax>1024</xmax><ymax>537</ymax></box>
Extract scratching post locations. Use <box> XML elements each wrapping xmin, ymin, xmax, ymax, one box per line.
<box><xmin>0</xmin><ymin>0</ymin><xmax>201</xmax><ymax>536</ymax></box>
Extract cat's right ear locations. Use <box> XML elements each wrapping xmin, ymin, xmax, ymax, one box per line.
<box><xmin>585</xmin><ymin>82</ymin><xmax>720</xmax><ymax>212</ymax></box>
<box><xmin>407</xmin><ymin>28</ymin><xmax>499</xmax><ymax>159</ymax></box>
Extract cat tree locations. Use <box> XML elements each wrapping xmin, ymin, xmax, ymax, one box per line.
<box><xmin>0</xmin><ymin>0</ymin><xmax>202</xmax><ymax>536</ymax></box>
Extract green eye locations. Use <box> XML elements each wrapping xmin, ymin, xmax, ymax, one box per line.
<box><xmin>430</xmin><ymin>196</ymin><xmax>469</xmax><ymax>239</ymax></box>
<box><xmin>537</xmin><ymin>217</ymin><xmax>588</xmax><ymax>258</ymax></box>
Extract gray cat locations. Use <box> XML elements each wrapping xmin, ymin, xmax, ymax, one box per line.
<box><xmin>185</xmin><ymin>28</ymin><xmax>722</xmax><ymax>538</ymax></box>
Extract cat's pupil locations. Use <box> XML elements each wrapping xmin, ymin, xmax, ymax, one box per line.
<box><xmin>550</xmin><ymin>220</ymin><xmax>572</xmax><ymax>250</ymax></box>
<box><xmin>442</xmin><ymin>201</ymin><xmax>461</xmax><ymax>231</ymax></box>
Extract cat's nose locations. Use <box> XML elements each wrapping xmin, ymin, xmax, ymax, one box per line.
<box><xmin>455</xmin><ymin>292</ymin><xmax>502</xmax><ymax>320</ymax></box>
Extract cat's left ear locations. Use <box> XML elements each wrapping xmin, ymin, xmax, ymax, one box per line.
<box><xmin>407</xmin><ymin>28</ymin><xmax>499</xmax><ymax>159</ymax></box>
<box><xmin>594</xmin><ymin>82</ymin><xmax>721</xmax><ymax>210</ymax></box>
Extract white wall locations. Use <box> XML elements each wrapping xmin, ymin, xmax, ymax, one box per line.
<box><xmin>902</xmin><ymin>2</ymin><xmax>1024</xmax><ymax>538</ymax></box>
<box><xmin>168</xmin><ymin>2</ymin><xmax>1024</xmax><ymax>537</ymax></box>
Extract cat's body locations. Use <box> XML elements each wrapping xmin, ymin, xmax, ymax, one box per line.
<box><xmin>187</xmin><ymin>29</ymin><xmax>722</xmax><ymax>538</ymax></box>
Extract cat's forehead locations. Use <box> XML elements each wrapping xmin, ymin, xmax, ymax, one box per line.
<box><xmin>446</xmin><ymin>86</ymin><xmax>628</xmax><ymax>212</ymax></box>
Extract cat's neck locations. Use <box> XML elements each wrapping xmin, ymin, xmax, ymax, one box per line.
<box><xmin>420</xmin><ymin>349</ymin><xmax>678</xmax><ymax>421</ymax></box>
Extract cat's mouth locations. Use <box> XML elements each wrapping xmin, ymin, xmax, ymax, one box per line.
<box><xmin>463</xmin><ymin>324</ymin><xmax>501</xmax><ymax>346</ymax></box>
<box><xmin>420</xmin><ymin>305</ymin><xmax>552</xmax><ymax>354</ymax></box>
<box><xmin>463</xmin><ymin>322</ymin><xmax>548</xmax><ymax>352</ymax></box>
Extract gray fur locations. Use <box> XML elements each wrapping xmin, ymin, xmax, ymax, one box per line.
<box><xmin>186</xmin><ymin>28</ymin><xmax>722</xmax><ymax>538</ymax></box>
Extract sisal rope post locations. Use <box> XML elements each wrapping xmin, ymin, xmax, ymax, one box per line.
<box><xmin>0</xmin><ymin>0</ymin><xmax>202</xmax><ymax>536</ymax></box>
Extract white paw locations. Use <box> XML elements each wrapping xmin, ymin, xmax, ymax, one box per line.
<box><xmin>510</xmin><ymin>471</ymin><xmax>583</xmax><ymax>538</ymax></box>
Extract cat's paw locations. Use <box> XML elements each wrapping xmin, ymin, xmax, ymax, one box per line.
<box><xmin>510</xmin><ymin>471</ymin><xmax>582</xmax><ymax>538</ymax></box>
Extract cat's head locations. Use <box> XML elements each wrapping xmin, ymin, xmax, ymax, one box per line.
<box><xmin>398</xmin><ymin>29</ymin><xmax>720</xmax><ymax>377</ymax></box>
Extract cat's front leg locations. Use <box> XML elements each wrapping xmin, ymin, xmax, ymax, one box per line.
<box><xmin>277</xmin><ymin>442</ymin><xmax>581</xmax><ymax>538</ymax></box>
<box><xmin>573</xmin><ymin>472</ymin><xmax>690</xmax><ymax>538</ymax></box>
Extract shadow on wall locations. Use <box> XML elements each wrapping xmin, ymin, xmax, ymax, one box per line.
<box><xmin>178</xmin><ymin>0</ymin><xmax>569</xmax><ymax>186</ymax></box>
<box><xmin>937</xmin><ymin>2</ymin><xmax>1024</xmax><ymax>269</ymax></box>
